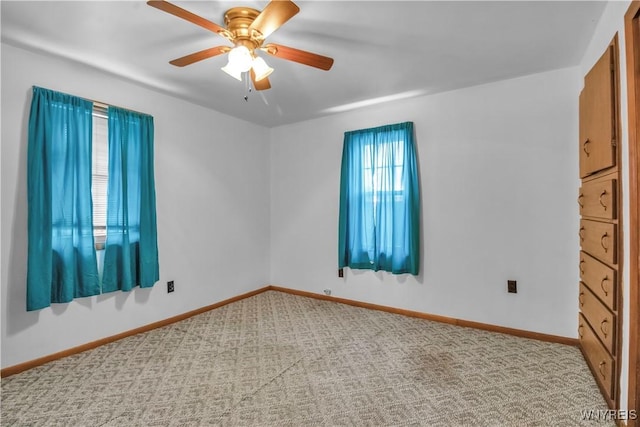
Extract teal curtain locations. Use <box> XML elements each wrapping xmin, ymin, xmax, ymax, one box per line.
<box><xmin>338</xmin><ymin>122</ymin><xmax>420</xmax><ymax>275</ymax></box>
<box><xmin>27</xmin><ymin>87</ymin><xmax>99</xmax><ymax>310</ymax></box>
<box><xmin>102</xmin><ymin>106</ymin><xmax>159</xmax><ymax>292</ymax></box>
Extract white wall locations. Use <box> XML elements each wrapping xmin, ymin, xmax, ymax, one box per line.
<box><xmin>1</xmin><ymin>43</ymin><xmax>271</xmax><ymax>368</ymax></box>
<box><xmin>578</xmin><ymin>0</ymin><xmax>632</xmax><ymax>413</ymax></box>
<box><xmin>270</xmin><ymin>66</ymin><xmax>582</xmax><ymax>338</ymax></box>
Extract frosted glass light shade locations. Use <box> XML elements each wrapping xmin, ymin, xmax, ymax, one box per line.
<box><xmin>228</xmin><ymin>46</ymin><xmax>253</xmax><ymax>72</ymax></box>
<box><xmin>221</xmin><ymin>61</ymin><xmax>243</xmax><ymax>81</ymax></box>
<box><xmin>252</xmin><ymin>56</ymin><xmax>274</xmax><ymax>81</ymax></box>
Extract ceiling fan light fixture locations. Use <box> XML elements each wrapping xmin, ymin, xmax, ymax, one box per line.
<box><xmin>252</xmin><ymin>56</ymin><xmax>274</xmax><ymax>81</ymax></box>
<box><xmin>149</xmin><ymin>0</ymin><xmax>334</xmax><ymax>91</ymax></box>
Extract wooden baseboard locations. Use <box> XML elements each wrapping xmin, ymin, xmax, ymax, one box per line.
<box><xmin>0</xmin><ymin>286</ymin><xmax>271</xmax><ymax>378</ymax></box>
<box><xmin>268</xmin><ymin>285</ymin><xmax>579</xmax><ymax>347</ymax></box>
<box><xmin>1</xmin><ymin>284</ymin><xmax>578</xmax><ymax>378</ymax></box>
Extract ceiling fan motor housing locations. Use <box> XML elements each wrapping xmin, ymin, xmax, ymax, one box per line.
<box><xmin>224</xmin><ymin>7</ymin><xmax>263</xmax><ymax>50</ymax></box>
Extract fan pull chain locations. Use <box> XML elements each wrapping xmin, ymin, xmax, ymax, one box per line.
<box><xmin>243</xmin><ymin>72</ymin><xmax>253</xmax><ymax>102</ymax></box>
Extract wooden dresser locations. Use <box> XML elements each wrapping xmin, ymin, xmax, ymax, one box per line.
<box><xmin>578</xmin><ymin>35</ymin><xmax>622</xmax><ymax>408</ymax></box>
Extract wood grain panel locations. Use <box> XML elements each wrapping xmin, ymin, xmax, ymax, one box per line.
<box><xmin>579</xmin><ymin>313</ymin><xmax>615</xmax><ymax>399</ymax></box>
<box><xmin>625</xmin><ymin>4</ymin><xmax>640</xmax><ymax>420</ymax></box>
<box><xmin>579</xmin><ymin>179</ymin><xmax>617</xmax><ymax>220</ymax></box>
<box><xmin>580</xmin><ymin>45</ymin><xmax>616</xmax><ymax>178</ymax></box>
<box><xmin>579</xmin><ymin>89</ymin><xmax>589</xmax><ymax>178</ymax></box>
<box><xmin>579</xmin><ymin>219</ymin><xmax>617</xmax><ymax>265</ymax></box>
<box><xmin>580</xmin><ymin>251</ymin><xmax>617</xmax><ymax>310</ymax></box>
<box><xmin>580</xmin><ymin>283</ymin><xmax>616</xmax><ymax>354</ymax></box>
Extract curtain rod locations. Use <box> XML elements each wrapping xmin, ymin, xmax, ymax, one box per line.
<box><xmin>32</xmin><ymin>86</ymin><xmax>151</xmax><ymax>118</ymax></box>
<box><xmin>89</xmin><ymin>98</ymin><xmax>151</xmax><ymax>118</ymax></box>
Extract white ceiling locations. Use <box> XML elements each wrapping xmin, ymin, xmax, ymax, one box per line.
<box><xmin>1</xmin><ymin>1</ymin><xmax>607</xmax><ymax>127</ymax></box>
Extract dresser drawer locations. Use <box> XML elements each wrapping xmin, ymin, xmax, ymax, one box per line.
<box><xmin>580</xmin><ymin>251</ymin><xmax>616</xmax><ymax>310</ymax></box>
<box><xmin>579</xmin><ymin>219</ymin><xmax>617</xmax><ymax>265</ymax></box>
<box><xmin>579</xmin><ymin>283</ymin><xmax>616</xmax><ymax>354</ymax></box>
<box><xmin>579</xmin><ymin>313</ymin><xmax>615</xmax><ymax>399</ymax></box>
<box><xmin>579</xmin><ymin>179</ymin><xmax>616</xmax><ymax>220</ymax></box>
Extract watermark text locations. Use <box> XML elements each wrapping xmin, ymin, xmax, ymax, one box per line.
<box><xmin>581</xmin><ymin>409</ymin><xmax>637</xmax><ymax>421</ymax></box>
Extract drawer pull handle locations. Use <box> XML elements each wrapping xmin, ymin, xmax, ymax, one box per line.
<box><xmin>599</xmin><ymin>190</ymin><xmax>608</xmax><ymax>210</ymax></box>
<box><xmin>579</xmin><ymin>291</ymin><xmax>585</xmax><ymax>307</ymax></box>
<box><xmin>601</xmin><ymin>276</ymin><xmax>610</xmax><ymax>296</ymax></box>
<box><xmin>600</xmin><ymin>319</ymin><xmax>609</xmax><ymax>337</ymax></box>
<box><xmin>579</xmin><ymin>227</ymin><xmax>585</xmax><ymax>242</ymax></box>
<box><xmin>579</xmin><ymin>259</ymin><xmax>585</xmax><ymax>275</ymax></box>
<box><xmin>599</xmin><ymin>361</ymin><xmax>607</xmax><ymax>378</ymax></box>
<box><xmin>578</xmin><ymin>323</ymin><xmax>584</xmax><ymax>338</ymax></box>
<box><xmin>583</xmin><ymin>139</ymin><xmax>591</xmax><ymax>157</ymax></box>
<box><xmin>601</xmin><ymin>233</ymin><xmax>609</xmax><ymax>252</ymax></box>
<box><xmin>578</xmin><ymin>193</ymin><xmax>584</xmax><ymax>208</ymax></box>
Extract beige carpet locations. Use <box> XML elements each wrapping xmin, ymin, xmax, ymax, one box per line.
<box><xmin>1</xmin><ymin>290</ymin><xmax>613</xmax><ymax>426</ymax></box>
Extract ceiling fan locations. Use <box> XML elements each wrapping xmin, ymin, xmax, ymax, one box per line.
<box><xmin>147</xmin><ymin>0</ymin><xmax>334</xmax><ymax>91</ymax></box>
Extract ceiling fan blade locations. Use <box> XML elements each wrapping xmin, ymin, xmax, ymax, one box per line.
<box><xmin>249</xmin><ymin>0</ymin><xmax>300</xmax><ymax>39</ymax></box>
<box><xmin>169</xmin><ymin>46</ymin><xmax>230</xmax><ymax>67</ymax></box>
<box><xmin>147</xmin><ymin>1</ymin><xmax>230</xmax><ymax>39</ymax></box>
<box><xmin>264</xmin><ymin>43</ymin><xmax>334</xmax><ymax>71</ymax></box>
<box><xmin>251</xmin><ymin>69</ymin><xmax>272</xmax><ymax>91</ymax></box>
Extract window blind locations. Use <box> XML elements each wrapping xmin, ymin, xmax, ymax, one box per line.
<box><xmin>92</xmin><ymin>106</ymin><xmax>108</xmax><ymax>243</ymax></box>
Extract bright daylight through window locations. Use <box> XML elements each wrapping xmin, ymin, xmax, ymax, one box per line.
<box><xmin>92</xmin><ymin>106</ymin><xmax>108</xmax><ymax>248</ymax></box>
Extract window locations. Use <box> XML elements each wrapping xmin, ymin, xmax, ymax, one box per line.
<box><xmin>338</xmin><ymin>122</ymin><xmax>420</xmax><ymax>275</ymax></box>
<box><xmin>26</xmin><ymin>86</ymin><xmax>159</xmax><ymax>311</ymax></box>
<box><xmin>92</xmin><ymin>105</ymin><xmax>108</xmax><ymax>248</ymax></box>
<box><xmin>362</xmin><ymin>140</ymin><xmax>406</xmax><ymax>209</ymax></box>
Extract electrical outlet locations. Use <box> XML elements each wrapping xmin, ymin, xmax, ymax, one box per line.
<box><xmin>507</xmin><ymin>280</ymin><xmax>517</xmax><ymax>294</ymax></box>
<box><xmin>167</xmin><ymin>281</ymin><xmax>175</xmax><ymax>293</ymax></box>
<box><xmin>324</xmin><ymin>289</ymin><xmax>331</xmax><ymax>296</ymax></box>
